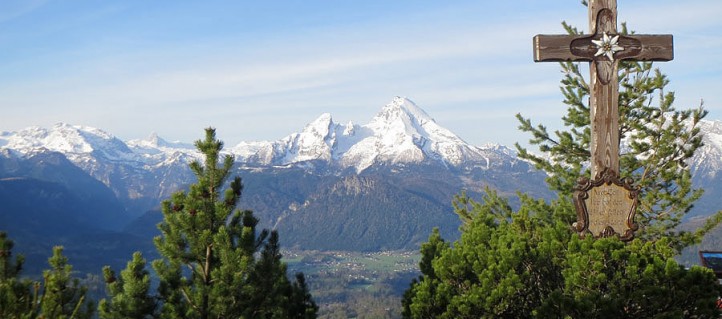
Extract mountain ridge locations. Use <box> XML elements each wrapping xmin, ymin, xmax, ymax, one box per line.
<box><xmin>2</xmin><ymin>97</ymin><xmax>722</xmax><ymax>201</ymax></box>
<box><xmin>2</xmin><ymin>96</ymin><xmax>722</xmax><ymax>252</ymax></box>
<box><xmin>0</xmin><ymin>97</ymin><xmax>522</xmax><ymax>175</ymax></box>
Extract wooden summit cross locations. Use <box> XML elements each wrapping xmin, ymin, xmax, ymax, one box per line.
<box><xmin>533</xmin><ymin>0</ymin><xmax>673</xmax><ymax>240</ymax></box>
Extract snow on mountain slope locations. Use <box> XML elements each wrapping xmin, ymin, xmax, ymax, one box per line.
<box><xmin>691</xmin><ymin>119</ymin><xmax>722</xmax><ymax>178</ymax></box>
<box><xmin>346</xmin><ymin>96</ymin><xmax>492</xmax><ymax>169</ymax></box>
<box><xmin>0</xmin><ymin>123</ymin><xmax>136</xmax><ymax>164</ymax></box>
<box><xmin>4</xmin><ymin>98</ymin><xmax>721</xmax><ymax>177</ymax></box>
<box><xmin>278</xmin><ymin>113</ymin><xmax>338</xmax><ymax>163</ymax></box>
<box><xmin>126</xmin><ymin>133</ymin><xmax>200</xmax><ymax>168</ymax></box>
<box><xmin>0</xmin><ymin>124</ymin><xmax>201</xmax><ymax>171</ymax></box>
<box><xmin>231</xmin><ymin>96</ymin><xmax>509</xmax><ymax>172</ymax></box>
<box><xmin>0</xmin><ymin>97</ymin><xmax>526</xmax><ymax>173</ymax></box>
<box><xmin>231</xmin><ymin>113</ymin><xmax>344</xmax><ymax>165</ymax></box>
<box><xmin>126</xmin><ymin>132</ymin><xmax>194</xmax><ymax>151</ymax></box>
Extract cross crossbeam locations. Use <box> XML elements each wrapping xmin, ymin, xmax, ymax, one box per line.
<box><xmin>534</xmin><ymin>34</ymin><xmax>673</xmax><ymax>63</ymax></box>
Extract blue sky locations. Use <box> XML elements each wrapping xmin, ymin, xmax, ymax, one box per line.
<box><xmin>1</xmin><ymin>0</ymin><xmax>721</xmax><ymax>148</ymax></box>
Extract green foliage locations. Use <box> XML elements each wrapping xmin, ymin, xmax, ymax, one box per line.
<box><xmin>39</xmin><ymin>246</ymin><xmax>95</xmax><ymax>319</ymax></box>
<box><xmin>0</xmin><ymin>234</ymin><xmax>94</xmax><ymax>319</ymax></box>
<box><xmin>98</xmin><ymin>252</ymin><xmax>156</xmax><ymax>319</ymax></box>
<box><xmin>401</xmin><ymin>228</ymin><xmax>448</xmax><ymax>318</ymax></box>
<box><xmin>403</xmin><ymin>192</ymin><xmax>722</xmax><ymax>318</ymax></box>
<box><xmin>404</xmin><ymin>193</ymin><xmax>569</xmax><ymax>318</ymax></box>
<box><xmin>289</xmin><ymin>272</ymin><xmax>319</xmax><ymax>319</ymax></box>
<box><xmin>149</xmin><ymin>128</ymin><xmax>317</xmax><ymax>319</ymax></box>
<box><xmin>538</xmin><ymin>236</ymin><xmax>721</xmax><ymax>318</ymax></box>
<box><xmin>405</xmin><ymin>12</ymin><xmax>722</xmax><ymax>316</ymax></box>
<box><xmin>515</xmin><ymin>21</ymin><xmax>720</xmax><ymax>248</ymax></box>
<box><xmin>0</xmin><ymin>231</ymin><xmax>32</xmax><ymax>318</ymax></box>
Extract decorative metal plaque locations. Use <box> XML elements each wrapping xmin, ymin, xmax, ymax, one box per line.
<box><xmin>573</xmin><ymin>168</ymin><xmax>639</xmax><ymax>241</ymax></box>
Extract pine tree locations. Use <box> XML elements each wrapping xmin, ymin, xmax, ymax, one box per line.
<box><xmin>403</xmin><ymin>192</ymin><xmax>722</xmax><ymax>318</ymax></box>
<box><xmin>403</xmin><ymin>8</ymin><xmax>722</xmax><ymax>317</ymax></box>
<box><xmin>401</xmin><ymin>228</ymin><xmax>449</xmax><ymax>318</ymax></box>
<box><xmin>38</xmin><ymin>246</ymin><xmax>95</xmax><ymax>319</ymax></box>
<box><xmin>0</xmin><ymin>234</ymin><xmax>94</xmax><ymax>319</ymax></box>
<box><xmin>151</xmin><ymin>128</ymin><xmax>317</xmax><ymax>319</ymax></box>
<box><xmin>98</xmin><ymin>252</ymin><xmax>156</xmax><ymax>319</ymax></box>
<box><xmin>0</xmin><ymin>231</ymin><xmax>32</xmax><ymax>318</ymax></box>
<box><xmin>288</xmin><ymin>273</ymin><xmax>318</xmax><ymax>319</ymax></box>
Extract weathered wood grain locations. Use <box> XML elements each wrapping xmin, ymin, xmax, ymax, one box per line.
<box><xmin>534</xmin><ymin>34</ymin><xmax>673</xmax><ymax>62</ymax></box>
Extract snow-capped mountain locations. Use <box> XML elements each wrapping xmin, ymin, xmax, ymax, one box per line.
<box><xmin>0</xmin><ymin>124</ymin><xmax>201</xmax><ymax>169</ymax></box>
<box><xmin>691</xmin><ymin>119</ymin><xmax>722</xmax><ymax>179</ymax></box>
<box><xmin>231</xmin><ymin>96</ymin><xmax>513</xmax><ymax>172</ymax></box>
<box><xmin>4</xmin><ymin>97</ymin><xmax>722</xmax><ymax>186</ymax></box>
<box><xmin>0</xmin><ymin>123</ymin><xmax>136</xmax><ymax>164</ymax></box>
<box><xmin>0</xmin><ymin>97</ymin><xmax>514</xmax><ymax>174</ymax></box>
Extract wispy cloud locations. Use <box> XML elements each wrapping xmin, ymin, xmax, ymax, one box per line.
<box><xmin>0</xmin><ymin>0</ymin><xmax>719</xmax><ymax>147</ymax></box>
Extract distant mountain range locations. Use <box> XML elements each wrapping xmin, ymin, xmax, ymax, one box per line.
<box><xmin>2</xmin><ymin>97</ymin><xmax>722</xmax><ymax>271</ymax></box>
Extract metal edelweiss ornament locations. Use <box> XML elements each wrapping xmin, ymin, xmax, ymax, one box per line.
<box><xmin>592</xmin><ymin>32</ymin><xmax>624</xmax><ymax>61</ymax></box>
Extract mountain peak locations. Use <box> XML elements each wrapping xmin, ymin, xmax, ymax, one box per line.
<box><xmin>305</xmin><ymin>113</ymin><xmax>334</xmax><ymax>135</ymax></box>
<box><xmin>52</xmin><ymin>123</ymin><xmax>116</xmax><ymax>141</ymax></box>
<box><xmin>371</xmin><ymin>97</ymin><xmax>434</xmax><ymax>130</ymax></box>
<box><xmin>148</xmin><ymin>131</ymin><xmax>161</xmax><ymax>143</ymax></box>
<box><xmin>273</xmin><ymin>112</ymin><xmax>338</xmax><ymax>164</ymax></box>
<box><xmin>126</xmin><ymin>132</ymin><xmax>166</xmax><ymax>148</ymax></box>
<box><xmin>387</xmin><ymin>96</ymin><xmax>434</xmax><ymax>123</ymax></box>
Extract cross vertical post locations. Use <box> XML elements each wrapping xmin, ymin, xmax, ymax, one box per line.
<box><xmin>532</xmin><ymin>0</ymin><xmax>673</xmax><ymax>240</ymax></box>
